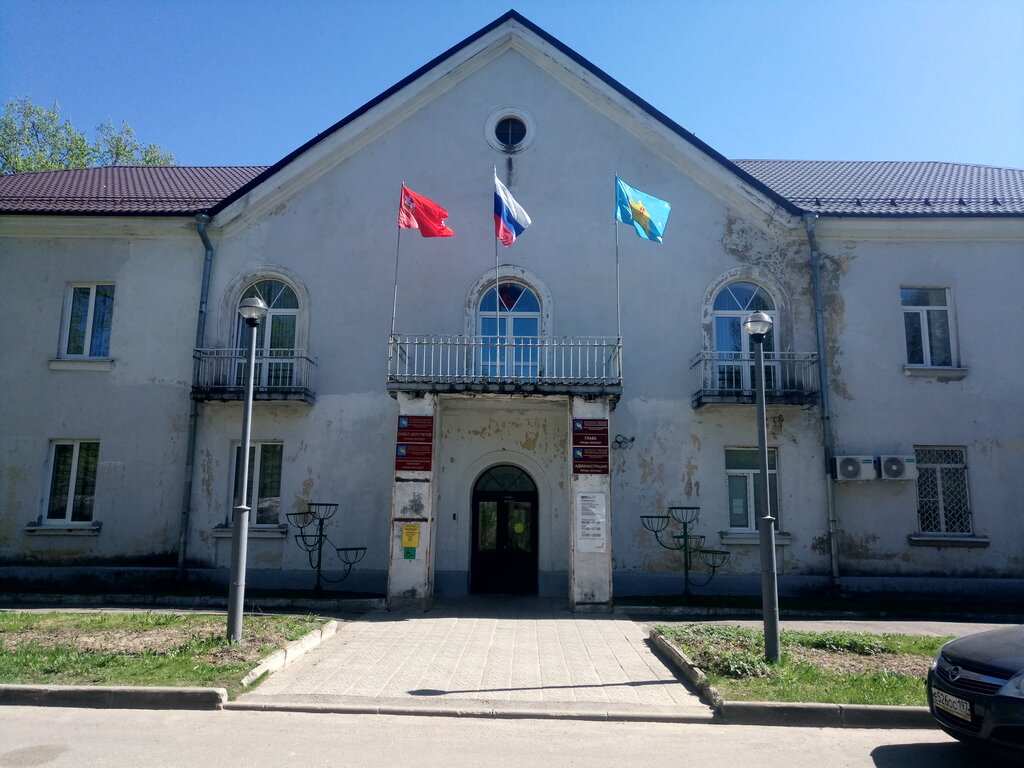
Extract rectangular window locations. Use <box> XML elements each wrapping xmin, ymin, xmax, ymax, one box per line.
<box><xmin>901</xmin><ymin>288</ymin><xmax>953</xmax><ymax>367</ymax></box>
<box><xmin>916</xmin><ymin>446</ymin><xmax>972</xmax><ymax>534</ymax></box>
<box><xmin>725</xmin><ymin>448</ymin><xmax>779</xmax><ymax>531</ymax></box>
<box><xmin>46</xmin><ymin>440</ymin><xmax>99</xmax><ymax>522</ymax></box>
<box><xmin>63</xmin><ymin>284</ymin><xmax>115</xmax><ymax>357</ymax></box>
<box><xmin>232</xmin><ymin>443</ymin><xmax>283</xmax><ymax>525</ymax></box>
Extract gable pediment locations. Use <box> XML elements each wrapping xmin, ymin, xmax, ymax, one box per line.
<box><xmin>210</xmin><ymin>12</ymin><xmax>796</xmax><ymax>232</ymax></box>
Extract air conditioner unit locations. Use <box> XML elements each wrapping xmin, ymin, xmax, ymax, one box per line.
<box><xmin>879</xmin><ymin>455</ymin><xmax>918</xmax><ymax>481</ymax></box>
<box><xmin>833</xmin><ymin>455</ymin><xmax>877</xmax><ymax>481</ymax></box>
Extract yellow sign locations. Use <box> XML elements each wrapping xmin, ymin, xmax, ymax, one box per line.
<box><xmin>401</xmin><ymin>523</ymin><xmax>420</xmax><ymax>549</ymax></box>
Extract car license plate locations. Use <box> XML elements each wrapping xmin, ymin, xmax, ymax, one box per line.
<box><xmin>933</xmin><ymin>687</ymin><xmax>972</xmax><ymax>722</ymax></box>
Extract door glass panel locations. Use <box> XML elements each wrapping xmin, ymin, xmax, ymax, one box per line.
<box><xmin>507</xmin><ymin>501</ymin><xmax>533</xmax><ymax>552</ymax></box>
<box><xmin>269</xmin><ymin>314</ymin><xmax>296</xmax><ymax>350</ymax></box>
<box><xmin>477</xmin><ymin>501</ymin><xmax>498</xmax><ymax>551</ymax></box>
<box><xmin>267</xmin><ymin>315</ymin><xmax>297</xmax><ymax>386</ymax></box>
<box><xmin>512</xmin><ymin>317</ymin><xmax>539</xmax><ymax>378</ymax></box>
<box><xmin>715</xmin><ymin>316</ymin><xmax>742</xmax><ymax>389</ymax></box>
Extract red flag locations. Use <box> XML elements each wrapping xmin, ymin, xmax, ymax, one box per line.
<box><xmin>398</xmin><ymin>185</ymin><xmax>454</xmax><ymax>237</ymax></box>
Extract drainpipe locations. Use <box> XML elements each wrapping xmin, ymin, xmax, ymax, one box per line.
<box><xmin>176</xmin><ymin>214</ymin><xmax>215</xmax><ymax>580</ymax></box>
<box><xmin>804</xmin><ymin>213</ymin><xmax>841</xmax><ymax>586</ymax></box>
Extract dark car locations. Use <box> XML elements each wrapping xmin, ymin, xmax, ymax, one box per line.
<box><xmin>928</xmin><ymin>625</ymin><xmax>1024</xmax><ymax>750</ymax></box>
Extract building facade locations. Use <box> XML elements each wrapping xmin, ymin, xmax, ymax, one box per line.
<box><xmin>2</xmin><ymin>13</ymin><xmax>1022</xmax><ymax>609</ymax></box>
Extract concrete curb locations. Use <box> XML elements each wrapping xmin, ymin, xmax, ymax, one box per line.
<box><xmin>720</xmin><ymin>701</ymin><xmax>933</xmax><ymax>728</ymax></box>
<box><xmin>225</xmin><ymin>698</ymin><xmax>717</xmax><ymax>723</ymax></box>
<box><xmin>648</xmin><ymin>628</ymin><xmax>935</xmax><ymax>729</ymax></box>
<box><xmin>240</xmin><ymin>619</ymin><xmax>338</xmax><ymax>687</ymax></box>
<box><xmin>0</xmin><ymin>684</ymin><xmax>226</xmax><ymax>710</ymax></box>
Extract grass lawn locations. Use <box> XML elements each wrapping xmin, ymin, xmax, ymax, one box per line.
<box><xmin>0</xmin><ymin>611</ymin><xmax>324</xmax><ymax>699</ymax></box>
<box><xmin>657</xmin><ymin>623</ymin><xmax>952</xmax><ymax>706</ymax></box>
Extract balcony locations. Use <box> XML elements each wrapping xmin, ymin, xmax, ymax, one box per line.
<box><xmin>690</xmin><ymin>351</ymin><xmax>818</xmax><ymax>407</ymax></box>
<box><xmin>387</xmin><ymin>334</ymin><xmax>622</xmax><ymax>398</ymax></box>
<box><xmin>191</xmin><ymin>348</ymin><xmax>317</xmax><ymax>404</ymax></box>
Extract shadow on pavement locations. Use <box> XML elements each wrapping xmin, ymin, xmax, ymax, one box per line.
<box><xmin>871</xmin><ymin>741</ymin><xmax>1024</xmax><ymax>767</ymax></box>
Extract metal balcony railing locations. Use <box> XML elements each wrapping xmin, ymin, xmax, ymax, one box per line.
<box><xmin>192</xmin><ymin>348</ymin><xmax>317</xmax><ymax>403</ymax></box>
<box><xmin>690</xmin><ymin>351</ymin><xmax>818</xmax><ymax>407</ymax></box>
<box><xmin>387</xmin><ymin>334</ymin><xmax>622</xmax><ymax>395</ymax></box>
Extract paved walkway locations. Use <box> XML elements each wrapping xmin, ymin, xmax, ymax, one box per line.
<box><xmin>236</xmin><ymin>598</ymin><xmax>715</xmax><ymax>720</ymax></box>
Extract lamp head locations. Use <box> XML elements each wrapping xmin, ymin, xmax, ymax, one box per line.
<box><xmin>238</xmin><ymin>297</ymin><xmax>269</xmax><ymax>325</ymax></box>
<box><xmin>743</xmin><ymin>310</ymin><xmax>773</xmax><ymax>339</ymax></box>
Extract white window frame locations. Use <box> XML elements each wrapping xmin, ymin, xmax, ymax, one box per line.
<box><xmin>476</xmin><ymin>281</ymin><xmax>542</xmax><ymax>379</ymax></box>
<box><xmin>915</xmin><ymin>446</ymin><xmax>972</xmax><ymax>535</ymax></box>
<box><xmin>725</xmin><ymin>447</ymin><xmax>779</xmax><ymax>532</ymax></box>
<box><xmin>712</xmin><ymin>282</ymin><xmax>777</xmax><ymax>391</ymax></box>
<box><xmin>60</xmin><ymin>283</ymin><xmax>115</xmax><ymax>358</ymax></box>
<box><xmin>901</xmin><ymin>287</ymin><xmax>955</xmax><ymax>368</ymax></box>
<box><xmin>230</xmin><ymin>442</ymin><xmax>284</xmax><ymax>527</ymax></box>
<box><xmin>44</xmin><ymin>439</ymin><xmax>100</xmax><ymax>524</ymax></box>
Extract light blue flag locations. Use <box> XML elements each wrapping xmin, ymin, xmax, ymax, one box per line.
<box><xmin>615</xmin><ymin>176</ymin><xmax>671</xmax><ymax>243</ymax></box>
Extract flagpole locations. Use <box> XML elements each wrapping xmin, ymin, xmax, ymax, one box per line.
<box><xmin>391</xmin><ymin>184</ymin><xmax>403</xmax><ymax>339</ymax></box>
<box><xmin>614</xmin><ymin>174</ymin><xmax>623</xmax><ymax>386</ymax></box>
<box><xmin>614</xmin><ymin>175</ymin><xmax>622</xmax><ymax>341</ymax></box>
<box><xmin>493</xmin><ymin>168</ymin><xmax>501</xmax><ymax>379</ymax></box>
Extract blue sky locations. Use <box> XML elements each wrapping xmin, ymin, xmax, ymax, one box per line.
<box><xmin>3</xmin><ymin>0</ymin><xmax>1022</xmax><ymax>169</ymax></box>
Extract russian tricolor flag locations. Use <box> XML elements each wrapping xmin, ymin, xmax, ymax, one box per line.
<box><xmin>494</xmin><ymin>171</ymin><xmax>531</xmax><ymax>247</ymax></box>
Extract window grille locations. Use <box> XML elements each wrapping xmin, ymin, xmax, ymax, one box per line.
<box><xmin>915</xmin><ymin>447</ymin><xmax>971</xmax><ymax>534</ymax></box>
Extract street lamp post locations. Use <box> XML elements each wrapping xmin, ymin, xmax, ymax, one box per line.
<box><xmin>227</xmin><ymin>296</ymin><xmax>268</xmax><ymax>644</ymax></box>
<box><xmin>743</xmin><ymin>310</ymin><xmax>781</xmax><ymax>663</ymax></box>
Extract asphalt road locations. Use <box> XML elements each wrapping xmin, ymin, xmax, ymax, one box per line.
<box><xmin>2</xmin><ymin>707</ymin><xmax>1018</xmax><ymax>768</ymax></box>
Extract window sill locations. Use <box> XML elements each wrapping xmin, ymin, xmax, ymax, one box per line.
<box><xmin>907</xmin><ymin>534</ymin><xmax>989</xmax><ymax>548</ymax></box>
<box><xmin>49</xmin><ymin>358</ymin><xmax>114</xmax><ymax>372</ymax></box>
<box><xmin>903</xmin><ymin>366</ymin><xmax>967</xmax><ymax>381</ymax></box>
<box><xmin>26</xmin><ymin>521</ymin><xmax>102</xmax><ymax>536</ymax></box>
<box><xmin>719</xmin><ymin>531</ymin><xmax>792</xmax><ymax>546</ymax></box>
<box><xmin>212</xmin><ymin>525</ymin><xmax>288</xmax><ymax>539</ymax></box>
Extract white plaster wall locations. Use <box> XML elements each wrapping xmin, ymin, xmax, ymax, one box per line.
<box><xmin>817</xmin><ymin>225</ymin><xmax>1024</xmax><ymax>578</ymax></box>
<box><xmin>1</xmin><ymin>223</ymin><xmax>200</xmax><ymax>564</ymax></box>
<box><xmin>189</xmin><ymin>47</ymin><xmax>831</xmax><ymax>593</ymax></box>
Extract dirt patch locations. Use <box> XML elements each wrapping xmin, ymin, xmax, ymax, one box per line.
<box><xmin>785</xmin><ymin>645</ymin><xmax>931</xmax><ymax>677</ymax></box>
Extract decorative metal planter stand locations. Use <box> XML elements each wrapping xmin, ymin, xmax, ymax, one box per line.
<box><xmin>640</xmin><ymin>506</ymin><xmax>730</xmax><ymax>598</ymax></box>
<box><xmin>285</xmin><ymin>503</ymin><xmax>366</xmax><ymax>591</ymax></box>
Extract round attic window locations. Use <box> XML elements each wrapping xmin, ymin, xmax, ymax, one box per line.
<box><xmin>494</xmin><ymin>117</ymin><xmax>527</xmax><ymax>149</ymax></box>
<box><xmin>485</xmin><ymin>107</ymin><xmax>535</xmax><ymax>153</ymax></box>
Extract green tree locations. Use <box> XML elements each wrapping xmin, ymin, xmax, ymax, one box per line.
<box><xmin>0</xmin><ymin>96</ymin><xmax>175</xmax><ymax>174</ymax></box>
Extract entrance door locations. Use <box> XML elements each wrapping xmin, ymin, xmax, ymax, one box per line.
<box><xmin>470</xmin><ymin>465</ymin><xmax>538</xmax><ymax>594</ymax></box>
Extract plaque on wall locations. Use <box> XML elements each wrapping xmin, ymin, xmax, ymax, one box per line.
<box><xmin>397</xmin><ymin>415</ymin><xmax>434</xmax><ymax>444</ymax></box>
<box><xmin>571</xmin><ymin>418</ymin><xmax>609</xmax><ymax>446</ymax></box>
<box><xmin>576</xmin><ymin>492</ymin><xmax>607</xmax><ymax>553</ymax></box>
<box><xmin>395</xmin><ymin>443</ymin><xmax>432</xmax><ymax>471</ymax></box>
<box><xmin>572</xmin><ymin>446</ymin><xmax>609</xmax><ymax>475</ymax></box>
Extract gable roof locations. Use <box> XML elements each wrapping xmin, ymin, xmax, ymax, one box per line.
<box><xmin>0</xmin><ymin>165</ymin><xmax>266</xmax><ymax>215</ymax></box>
<box><xmin>0</xmin><ymin>12</ymin><xmax>1021</xmax><ymax>220</ymax></box>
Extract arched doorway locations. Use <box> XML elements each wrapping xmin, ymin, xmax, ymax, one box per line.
<box><xmin>470</xmin><ymin>465</ymin><xmax>538</xmax><ymax>594</ymax></box>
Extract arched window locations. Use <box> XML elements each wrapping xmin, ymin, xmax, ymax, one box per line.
<box><xmin>712</xmin><ymin>281</ymin><xmax>776</xmax><ymax>390</ymax></box>
<box><xmin>237</xmin><ymin>279</ymin><xmax>300</xmax><ymax>387</ymax></box>
<box><xmin>477</xmin><ymin>282</ymin><xmax>541</xmax><ymax>379</ymax></box>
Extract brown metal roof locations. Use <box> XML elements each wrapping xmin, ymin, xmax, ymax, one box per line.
<box><xmin>3</xmin><ymin>160</ymin><xmax>1021</xmax><ymax>218</ymax></box>
<box><xmin>0</xmin><ymin>166</ymin><xmax>267</xmax><ymax>215</ymax></box>
<box><xmin>734</xmin><ymin>160</ymin><xmax>1024</xmax><ymax>216</ymax></box>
